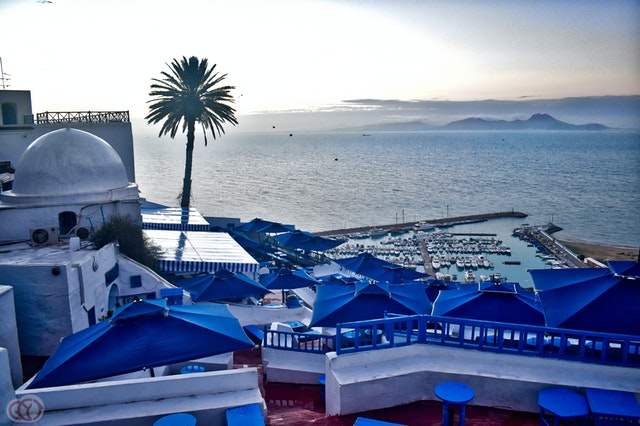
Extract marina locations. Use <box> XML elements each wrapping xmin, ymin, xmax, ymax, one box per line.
<box><xmin>317</xmin><ymin>211</ymin><xmax>582</xmax><ymax>286</ymax></box>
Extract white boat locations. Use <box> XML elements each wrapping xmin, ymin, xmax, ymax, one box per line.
<box><xmin>464</xmin><ymin>270</ymin><xmax>476</xmax><ymax>283</ymax></box>
<box><xmin>456</xmin><ymin>258</ymin><xmax>465</xmax><ymax>268</ymax></box>
<box><xmin>431</xmin><ymin>256</ymin><xmax>441</xmax><ymax>269</ymax></box>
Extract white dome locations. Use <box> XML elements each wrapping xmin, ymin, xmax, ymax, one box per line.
<box><xmin>12</xmin><ymin>128</ymin><xmax>129</xmax><ymax>196</ymax></box>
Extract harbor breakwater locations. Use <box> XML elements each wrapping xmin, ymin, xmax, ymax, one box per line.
<box><xmin>315</xmin><ymin>211</ymin><xmax>528</xmax><ymax>238</ymax></box>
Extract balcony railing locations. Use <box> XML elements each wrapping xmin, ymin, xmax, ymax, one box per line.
<box><xmin>262</xmin><ymin>314</ymin><xmax>640</xmax><ymax>369</ymax></box>
<box><xmin>34</xmin><ymin>111</ymin><xmax>130</xmax><ymax>124</ymax></box>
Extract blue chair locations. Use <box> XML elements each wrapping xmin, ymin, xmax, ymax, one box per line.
<box><xmin>153</xmin><ymin>412</ymin><xmax>197</xmax><ymax>426</ymax></box>
<box><xmin>434</xmin><ymin>382</ymin><xmax>475</xmax><ymax>426</ymax></box>
<box><xmin>538</xmin><ymin>388</ymin><xmax>589</xmax><ymax>426</ymax></box>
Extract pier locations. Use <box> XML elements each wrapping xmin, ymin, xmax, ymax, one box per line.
<box><xmin>315</xmin><ymin>211</ymin><xmax>527</xmax><ymax>238</ymax></box>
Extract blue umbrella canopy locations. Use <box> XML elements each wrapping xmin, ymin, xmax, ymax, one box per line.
<box><xmin>335</xmin><ymin>253</ymin><xmax>405</xmax><ymax>280</ymax></box>
<box><xmin>531</xmin><ymin>263</ymin><xmax>640</xmax><ymax>335</ymax></box>
<box><xmin>310</xmin><ymin>281</ymin><xmax>431</xmax><ymax>327</ymax></box>
<box><xmin>608</xmin><ymin>260</ymin><xmax>640</xmax><ymax>278</ymax></box>
<box><xmin>257</xmin><ymin>221</ymin><xmax>296</xmax><ymax>234</ymax></box>
<box><xmin>432</xmin><ymin>281</ymin><xmax>545</xmax><ymax>326</ymax></box>
<box><xmin>368</xmin><ymin>264</ymin><xmax>429</xmax><ymax>284</ymax></box>
<box><xmin>274</xmin><ymin>230</ymin><xmax>346</xmax><ymax>251</ymax></box>
<box><xmin>260</xmin><ymin>267</ymin><xmax>319</xmax><ymax>290</ymax></box>
<box><xmin>235</xmin><ymin>218</ymin><xmax>282</xmax><ymax>232</ymax></box>
<box><xmin>425</xmin><ymin>279</ymin><xmax>460</xmax><ymax>303</ymax></box>
<box><xmin>28</xmin><ymin>299</ymin><xmax>254</xmax><ymax>389</ymax></box>
<box><xmin>176</xmin><ymin>268</ymin><xmax>269</xmax><ymax>302</ymax></box>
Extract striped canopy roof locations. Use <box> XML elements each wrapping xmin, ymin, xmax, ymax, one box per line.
<box><xmin>141</xmin><ymin>207</ymin><xmax>210</xmax><ymax>231</ymax></box>
<box><xmin>144</xmin><ymin>230</ymin><xmax>259</xmax><ymax>274</ymax></box>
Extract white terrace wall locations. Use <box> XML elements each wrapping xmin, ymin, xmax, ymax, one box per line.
<box><xmin>324</xmin><ymin>344</ymin><xmax>640</xmax><ymax>416</ymax></box>
<box><xmin>15</xmin><ymin>367</ymin><xmax>265</xmax><ymax>425</ymax></box>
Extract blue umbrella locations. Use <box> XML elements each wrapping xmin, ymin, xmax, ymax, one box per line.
<box><xmin>425</xmin><ymin>279</ymin><xmax>459</xmax><ymax>303</ymax></box>
<box><xmin>260</xmin><ymin>267</ymin><xmax>319</xmax><ymax>290</ymax></box>
<box><xmin>28</xmin><ymin>299</ymin><xmax>254</xmax><ymax>389</ymax></box>
<box><xmin>176</xmin><ymin>268</ymin><xmax>269</xmax><ymax>302</ymax></box>
<box><xmin>274</xmin><ymin>230</ymin><xmax>346</xmax><ymax>251</ymax></box>
<box><xmin>531</xmin><ymin>261</ymin><xmax>640</xmax><ymax>335</ymax></box>
<box><xmin>256</xmin><ymin>221</ymin><xmax>296</xmax><ymax>234</ymax></box>
<box><xmin>335</xmin><ymin>253</ymin><xmax>407</xmax><ymax>280</ymax></box>
<box><xmin>310</xmin><ymin>281</ymin><xmax>431</xmax><ymax>327</ymax></box>
<box><xmin>235</xmin><ymin>218</ymin><xmax>280</xmax><ymax>232</ymax></box>
<box><xmin>368</xmin><ymin>264</ymin><xmax>429</xmax><ymax>284</ymax></box>
<box><xmin>608</xmin><ymin>260</ymin><xmax>640</xmax><ymax>278</ymax></box>
<box><xmin>432</xmin><ymin>281</ymin><xmax>545</xmax><ymax>326</ymax></box>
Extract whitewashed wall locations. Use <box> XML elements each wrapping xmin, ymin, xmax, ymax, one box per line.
<box><xmin>0</xmin><ymin>287</ymin><xmax>22</xmax><ymax>387</ymax></box>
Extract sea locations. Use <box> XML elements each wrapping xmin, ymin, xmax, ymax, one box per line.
<box><xmin>133</xmin><ymin>129</ymin><xmax>640</xmax><ymax>288</ymax></box>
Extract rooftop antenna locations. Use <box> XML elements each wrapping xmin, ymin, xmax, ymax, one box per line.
<box><xmin>0</xmin><ymin>57</ymin><xmax>10</xmax><ymax>90</ymax></box>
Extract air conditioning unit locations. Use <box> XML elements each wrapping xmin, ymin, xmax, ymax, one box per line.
<box><xmin>30</xmin><ymin>227</ymin><xmax>59</xmax><ymax>245</ymax></box>
<box><xmin>75</xmin><ymin>226</ymin><xmax>91</xmax><ymax>240</ymax></box>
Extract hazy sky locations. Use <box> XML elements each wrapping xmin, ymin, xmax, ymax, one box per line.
<box><xmin>1</xmin><ymin>0</ymin><xmax>638</xmax><ymax>130</ymax></box>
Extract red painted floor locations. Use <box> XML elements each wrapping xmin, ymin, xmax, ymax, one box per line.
<box><xmin>234</xmin><ymin>349</ymin><xmax>540</xmax><ymax>426</ymax></box>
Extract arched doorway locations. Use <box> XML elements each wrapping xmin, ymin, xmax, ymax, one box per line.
<box><xmin>107</xmin><ymin>283</ymin><xmax>120</xmax><ymax>316</ymax></box>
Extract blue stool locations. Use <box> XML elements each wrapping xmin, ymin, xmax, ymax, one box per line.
<box><xmin>538</xmin><ymin>388</ymin><xmax>589</xmax><ymax>426</ymax></box>
<box><xmin>354</xmin><ymin>417</ymin><xmax>406</xmax><ymax>425</ymax></box>
<box><xmin>153</xmin><ymin>412</ymin><xmax>197</xmax><ymax>426</ymax></box>
<box><xmin>434</xmin><ymin>382</ymin><xmax>474</xmax><ymax>426</ymax></box>
<box><xmin>585</xmin><ymin>388</ymin><xmax>640</xmax><ymax>426</ymax></box>
<box><xmin>180</xmin><ymin>365</ymin><xmax>205</xmax><ymax>374</ymax></box>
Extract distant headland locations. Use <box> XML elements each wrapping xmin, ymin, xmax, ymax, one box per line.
<box><xmin>442</xmin><ymin>113</ymin><xmax>609</xmax><ymax>131</ymax></box>
<box><xmin>353</xmin><ymin>113</ymin><xmax>611</xmax><ymax>132</ymax></box>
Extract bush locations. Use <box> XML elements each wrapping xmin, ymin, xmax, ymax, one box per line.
<box><xmin>95</xmin><ymin>216</ymin><xmax>163</xmax><ymax>272</ymax></box>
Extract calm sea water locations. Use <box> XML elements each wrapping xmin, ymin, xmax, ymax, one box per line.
<box><xmin>133</xmin><ymin>130</ymin><xmax>640</xmax><ymax>250</ymax></box>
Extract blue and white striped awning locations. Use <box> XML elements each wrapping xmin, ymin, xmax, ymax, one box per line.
<box><xmin>141</xmin><ymin>207</ymin><xmax>210</xmax><ymax>231</ymax></box>
<box><xmin>144</xmin><ymin>230</ymin><xmax>259</xmax><ymax>274</ymax></box>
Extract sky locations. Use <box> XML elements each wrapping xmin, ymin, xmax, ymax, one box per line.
<box><xmin>1</xmin><ymin>0</ymin><xmax>639</xmax><ymax>131</ymax></box>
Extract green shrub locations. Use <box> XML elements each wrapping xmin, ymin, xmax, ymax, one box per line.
<box><xmin>95</xmin><ymin>216</ymin><xmax>163</xmax><ymax>272</ymax></box>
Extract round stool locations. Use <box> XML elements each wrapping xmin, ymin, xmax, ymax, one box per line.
<box><xmin>180</xmin><ymin>365</ymin><xmax>205</xmax><ymax>374</ymax></box>
<box><xmin>153</xmin><ymin>412</ymin><xmax>197</xmax><ymax>426</ymax></box>
<box><xmin>434</xmin><ymin>382</ymin><xmax>475</xmax><ymax>426</ymax></box>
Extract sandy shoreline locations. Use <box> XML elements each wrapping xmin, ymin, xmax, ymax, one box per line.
<box><xmin>560</xmin><ymin>240</ymin><xmax>638</xmax><ymax>262</ymax></box>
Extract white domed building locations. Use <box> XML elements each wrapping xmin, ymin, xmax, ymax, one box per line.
<box><xmin>0</xmin><ymin>128</ymin><xmax>172</xmax><ymax>367</ymax></box>
<box><xmin>0</xmin><ymin>127</ymin><xmax>140</xmax><ymax>243</ymax></box>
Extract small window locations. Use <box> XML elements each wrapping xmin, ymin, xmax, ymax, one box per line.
<box><xmin>1</xmin><ymin>103</ymin><xmax>17</xmax><ymax>125</ymax></box>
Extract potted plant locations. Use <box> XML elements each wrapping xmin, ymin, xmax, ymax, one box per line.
<box><xmin>286</xmin><ymin>294</ymin><xmax>299</xmax><ymax>308</ymax></box>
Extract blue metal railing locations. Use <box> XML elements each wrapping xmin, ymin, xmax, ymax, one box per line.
<box><xmin>262</xmin><ymin>314</ymin><xmax>640</xmax><ymax>368</ymax></box>
<box><xmin>264</xmin><ymin>328</ymin><xmax>335</xmax><ymax>354</ymax></box>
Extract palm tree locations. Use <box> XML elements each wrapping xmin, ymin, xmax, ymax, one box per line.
<box><xmin>146</xmin><ymin>56</ymin><xmax>238</xmax><ymax>207</ymax></box>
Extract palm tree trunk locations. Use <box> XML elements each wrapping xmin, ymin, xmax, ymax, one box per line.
<box><xmin>181</xmin><ymin>120</ymin><xmax>196</xmax><ymax>208</ymax></box>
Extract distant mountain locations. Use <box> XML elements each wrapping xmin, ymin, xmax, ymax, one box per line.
<box><xmin>442</xmin><ymin>113</ymin><xmax>609</xmax><ymax>131</ymax></box>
